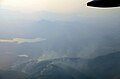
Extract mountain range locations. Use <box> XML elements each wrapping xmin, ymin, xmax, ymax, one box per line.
<box><xmin>11</xmin><ymin>52</ymin><xmax>120</xmax><ymax>79</ymax></box>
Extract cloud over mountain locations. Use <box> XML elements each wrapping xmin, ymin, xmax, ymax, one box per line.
<box><xmin>18</xmin><ymin>54</ymin><xmax>29</xmax><ymax>58</ymax></box>
<box><xmin>0</xmin><ymin>38</ymin><xmax>46</xmax><ymax>44</ymax></box>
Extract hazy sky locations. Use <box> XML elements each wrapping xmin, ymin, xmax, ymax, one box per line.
<box><xmin>0</xmin><ymin>0</ymin><xmax>120</xmax><ymax>28</ymax></box>
<box><xmin>0</xmin><ymin>0</ymin><xmax>119</xmax><ymax>17</ymax></box>
<box><xmin>1</xmin><ymin>0</ymin><xmax>88</xmax><ymax>13</ymax></box>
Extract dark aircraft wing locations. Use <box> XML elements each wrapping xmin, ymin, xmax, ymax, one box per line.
<box><xmin>87</xmin><ymin>0</ymin><xmax>120</xmax><ymax>7</ymax></box>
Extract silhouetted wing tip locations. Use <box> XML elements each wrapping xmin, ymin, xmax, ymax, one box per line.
<box><xmin>87</xmin><ymin>0</ymin><xmax>120</xmax><ymax>8</ymax></box>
